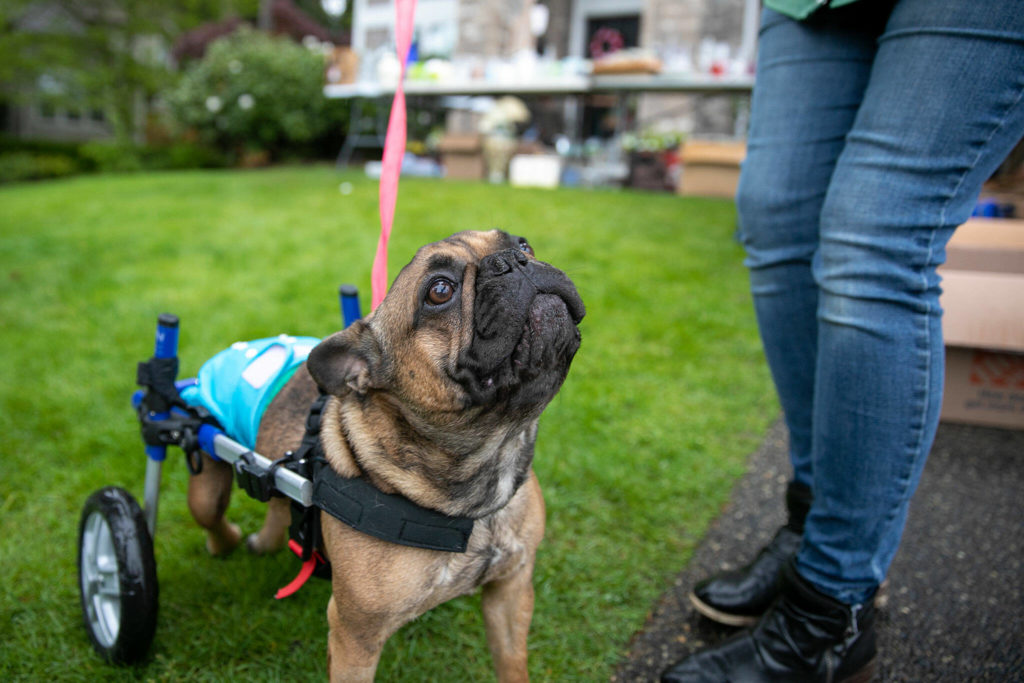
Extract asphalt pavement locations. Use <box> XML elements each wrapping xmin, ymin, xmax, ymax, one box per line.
<box><xmin>613</xmin><ymin>418</ymin><xmax>1024</xmax><ymax>682</ymax></box>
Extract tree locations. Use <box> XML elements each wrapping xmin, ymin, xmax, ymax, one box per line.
<box><xmin>0</xmin><ymin>0</ymin><xmax>257</xmax><ymax>142</ymax></box>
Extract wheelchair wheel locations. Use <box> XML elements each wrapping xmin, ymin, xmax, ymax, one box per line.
<box><xmin>77</xmin><ymin>486</ymin><xmax>158</xmax><ymax>664</ymax></box>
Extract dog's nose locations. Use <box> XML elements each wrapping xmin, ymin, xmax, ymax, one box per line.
<box><xmin>482</xmin><ymin>249</ymin><xmax>529</xmax><ymax>276</ymax></box>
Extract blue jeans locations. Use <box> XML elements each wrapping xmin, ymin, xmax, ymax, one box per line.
<box><xmin>737</xmin><ymin>0</ymin><xmax>1024</xmax><ymax>605</ymax></box>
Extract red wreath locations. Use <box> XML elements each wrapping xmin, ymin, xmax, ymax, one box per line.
<box><xmin>589</xmin><ymin>27</ymin><xmax>625</xmax><ymax>59</ymax></box>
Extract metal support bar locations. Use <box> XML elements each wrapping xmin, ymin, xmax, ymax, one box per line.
<box><xmin>143</xmin><ymin>458</ymin><xmax>162</xmax><ymax>537</ymax></box>
<box><xmin>198</xmin><ymin>424</ymin><xmax>313</xmax><ymax>507</ymax></box>
<box><xmin>140</xmin><ymin>313</ymin><xmax>179</xmax><ymax>537</ymax></box>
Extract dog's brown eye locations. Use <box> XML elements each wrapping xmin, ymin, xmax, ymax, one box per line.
<box><xmin>518</xmin><ymin>239</ymin><xmax>534</xmax><ymax>256</ymax></box>
<box><xmin>426</xmin><ymin>278</ymin><xmax>455</xmax><ymax>305</ymax></box>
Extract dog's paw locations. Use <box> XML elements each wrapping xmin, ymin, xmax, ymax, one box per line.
<box><xmin>205</xmin><ymin>522</ymin><xmax>242</xmax><ymax>557</ymax></box>
<box><xmin>245</xmin><ymin>532</ymin><xmax>285</xmax><ymax>555</ymax></box>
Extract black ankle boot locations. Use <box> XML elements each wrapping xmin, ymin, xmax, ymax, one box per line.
<box><xmin>689</xmin><ymin>481</ymin><xmax>812</xmax><ymax>626</ymax></box>
<box><xmin>663</xmin><ymin>561</ymin><xmax>878</xmax><ymax>683</ymax></box>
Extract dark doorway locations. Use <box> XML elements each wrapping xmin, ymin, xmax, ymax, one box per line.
<box><xmin>581</xmin><ymin>14</ymin><xmax>640</xmax><ymax>139</ymax></box>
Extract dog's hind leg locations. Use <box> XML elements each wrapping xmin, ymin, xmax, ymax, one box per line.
<box><xmin>247</xmin><ymin>368</ymin><xmax>319</xmax><ymax>555</ymax></box>
<box><xmin>246</xmin><ymin>496</ymin><xmax>290</xmax><ymax>554</ymax></box>
<box><xmin>186</xmin><ymin>452</ymin><xmax>241</xmax><ymax>556</ymax></box>
<box><xmin>482</xmin><ymin>564</ymin><xmax>535</xmax><ymax>683</ymax></box>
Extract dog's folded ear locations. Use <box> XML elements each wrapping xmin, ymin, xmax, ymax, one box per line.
<box><xmin>308</xmin><ymin>320</ymin><xmax>382</xmax><ymax>397</ymax></box>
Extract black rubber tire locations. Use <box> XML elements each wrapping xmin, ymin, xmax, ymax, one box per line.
<box><xmin>77</xmin><ymin>486</ymin><xmax>158</xmax><ymax>664</ymax></box>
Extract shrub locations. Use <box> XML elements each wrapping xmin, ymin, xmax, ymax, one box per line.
<box><xmin>166</xmin><ymin>28</ymin><xmax>338</xmax><ymax>160</ymax></box>
<box><xmin>78</xmin><ymin>140</ymin><xmax>145</xmax><ymax>173</ymax></box>
<box><xmin>157</xmin><ymin>141</ymin><xmax>228</xmax><ymax>169</ymax></box>
<box><xmin>0</xmin><ymin>134</ymin><xmax>226</xmax><ymax>182</ymax></box>
<box><xmin>0</xmin><ymin>152</ymin><xmax>79</xmax><ymax>183</ymax></box>
<box><xmin>76</xmin><ymin>140</ymin><xmax>228</xmax><ymax>173</ymax></box>
<box><xmin>0</xmin><ymin>136</ymin><xmax>85</xmax><ymax>183</ymax></box>
<box><xmin>0</xmin><ymin>135</ymin><xmax>83</xmax><ymax>158</ymax></box>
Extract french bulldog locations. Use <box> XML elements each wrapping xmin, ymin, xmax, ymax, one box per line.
<box><xmin>186</xmin><ymin>229</ymin><xmax>584</xmax><ymax>681</ymax></box>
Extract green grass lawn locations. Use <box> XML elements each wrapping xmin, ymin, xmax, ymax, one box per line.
<box><xmin>0</xmin><ymin>166</ymin><xmax>777</xmax><ymax>681</ymax></box>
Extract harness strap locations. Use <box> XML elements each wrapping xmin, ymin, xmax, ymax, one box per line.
<box><xmin>275</xmin><ymin>391</ymin><xmax>475</xmax><ymax>598</ymax></box>
<box><xmin>136</xmin><ymin>356</ymin><xmax>186</xmax><ymax>413</ymax></box>
<box><xmin>275</xmin><ymin>540</ymin><xmax>326</xmax><ymax>600</ymax></box>
<box><xmin>313</xmin><ymin>468</ymin><xmax>474</xmax><ymax>553</ymax></box>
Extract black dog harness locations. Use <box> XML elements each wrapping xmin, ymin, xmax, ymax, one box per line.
<box><xmin>238</xmin><ymin>393</ymin><xmax>475</xmax><ymax>597</ymax></box>
<box><xmin>314</xmin><ymin>469</ymin><xmax>475</xmax><ymax>553</ymax></box>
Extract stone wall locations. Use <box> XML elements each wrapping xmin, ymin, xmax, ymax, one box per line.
<box><xmin>455</xmin><ymin>0</ymin><xmax>535</xmax><ymax>58</ymax></box>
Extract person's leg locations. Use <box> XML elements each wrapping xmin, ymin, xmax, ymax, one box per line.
<box><xmin>800</xmin><ymin>0</ymin><xmax>1024</xmax><ymax>606</ymax></box>
<box><xmin>689</xmin><ymin>3</ymin><xmax>885</xmax><ymax>626</ymax></box>
<box><xmin>737</xmin><ymin>5</ymin><xmax>886</xmax><ymax>487</ymax></box>
<box><xmin>665</xmin><ymin>1</ymin><xmax>1024</xmax><ymax>680</ymax></box>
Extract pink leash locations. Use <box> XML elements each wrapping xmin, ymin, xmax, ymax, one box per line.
<box><xmin>372</xmin><ymin>0</ymin><xmax>418</xmax><ymax>311</ymax></box>
<box><xmin>276</xmin><ymin>1</ymin><xmax>417</xmax><ymax>600</ymax></box>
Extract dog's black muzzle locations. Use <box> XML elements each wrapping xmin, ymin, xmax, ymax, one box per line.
<box><xmin>455</xmin><ymin>249</ymin><xmax>585</xmax><ymax>407</ymax></box>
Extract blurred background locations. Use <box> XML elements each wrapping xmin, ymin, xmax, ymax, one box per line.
<box><xmin>2</xmin><ymin>3</ymin><xmax>1022</xmax><ymax>680</ymax></box>
<box><xmin>0</xmin><ymin>0</ymin><xmax>768</xmax><ymax>198</ymax></box>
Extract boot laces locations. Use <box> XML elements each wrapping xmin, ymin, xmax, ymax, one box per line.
<box><xmin>840</xmin><ymin>603</ymin><xmax>862</xmax><ymax>654</ymax></box>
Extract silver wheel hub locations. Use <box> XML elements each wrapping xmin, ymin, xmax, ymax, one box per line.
<box><xmin>81</xmin><ymin>511</ymin><xmax>121</xmax><ymax>647</ymax></box>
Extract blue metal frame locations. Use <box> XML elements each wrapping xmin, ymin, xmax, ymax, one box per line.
<box><xmin>143</xmin><ymin>314</ymin><xmax>179</xmax><ymax>463</ymax></box>
<box><xmin>134</xmin><ymin>286</ymin><xmax>362</xmax><ymax>538</ymax></box>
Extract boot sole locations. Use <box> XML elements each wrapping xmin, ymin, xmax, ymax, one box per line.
<box><xmin>840</xmin><ymin>656</ymin><xmax>877</xmax><ymax>683</ymax></box>
<box><xmin>688</xmin><ymin>580</ymin><xmax>890</xmax><ymax>628</ymax></box>
<box><xmin>687</xmin><ymin>591</ymin><xmax>759</xmax><ymax>627</ymax></box>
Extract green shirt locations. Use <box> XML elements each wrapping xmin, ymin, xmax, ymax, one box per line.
<box><xmin>765</xmin><ymin>0</ymin><xmax>861</xmax><ymax>20</ymax></box>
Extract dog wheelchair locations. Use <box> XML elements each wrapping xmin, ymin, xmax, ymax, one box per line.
<box><xmin>76</xmin><ymin>287</ymin><xmax>363</xmax><ymax>664</ymax></box>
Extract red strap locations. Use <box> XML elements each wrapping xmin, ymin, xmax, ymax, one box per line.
<box><xmin>274</xmin><ymin>539</ymin><xmax>323</xmax><ymax>600</ymax></box>
<box><xmin>372</xmin><ymin>0</ymin><xmax>418</xmax><ymax>311</ymax></box>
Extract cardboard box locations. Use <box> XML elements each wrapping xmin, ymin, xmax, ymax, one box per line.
<box><xmin>939</xmin><ymin>270</ymin><xmax>1024</xmax><ymax>352</ymax></box>
<box><xmin>941</xmin><ymin>348</ymin><xmax>1024</xmax><ymax>429</ymax></box>
<box><xmin>938</xmin><ymin>218</ymin><xmax>1024</xmax><ymax>429</ymax></box>
<box><xmin>438</xmin><ymin>134</ymin><xmax>485</xmax><ymax>181</ymax></box>
<box><xmin>677</xmin><ymin>139</ymin><xmax>746</xmax><ymax>198</ymax></box>
<box><xmin>325</xmin><ymin>47</ymin><xmax>358</xmax><ymax>85</ymax></box>
<box><xmin>944</xmin><ymin>218</ymin><xmax>1024</xmax><ymax>272</ymax></box>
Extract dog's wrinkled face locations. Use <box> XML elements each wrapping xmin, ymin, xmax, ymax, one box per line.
<box><xmin>308</xmin><ymin>230</ymin><xmax>584</xmax><ymax>425</ymax></box>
